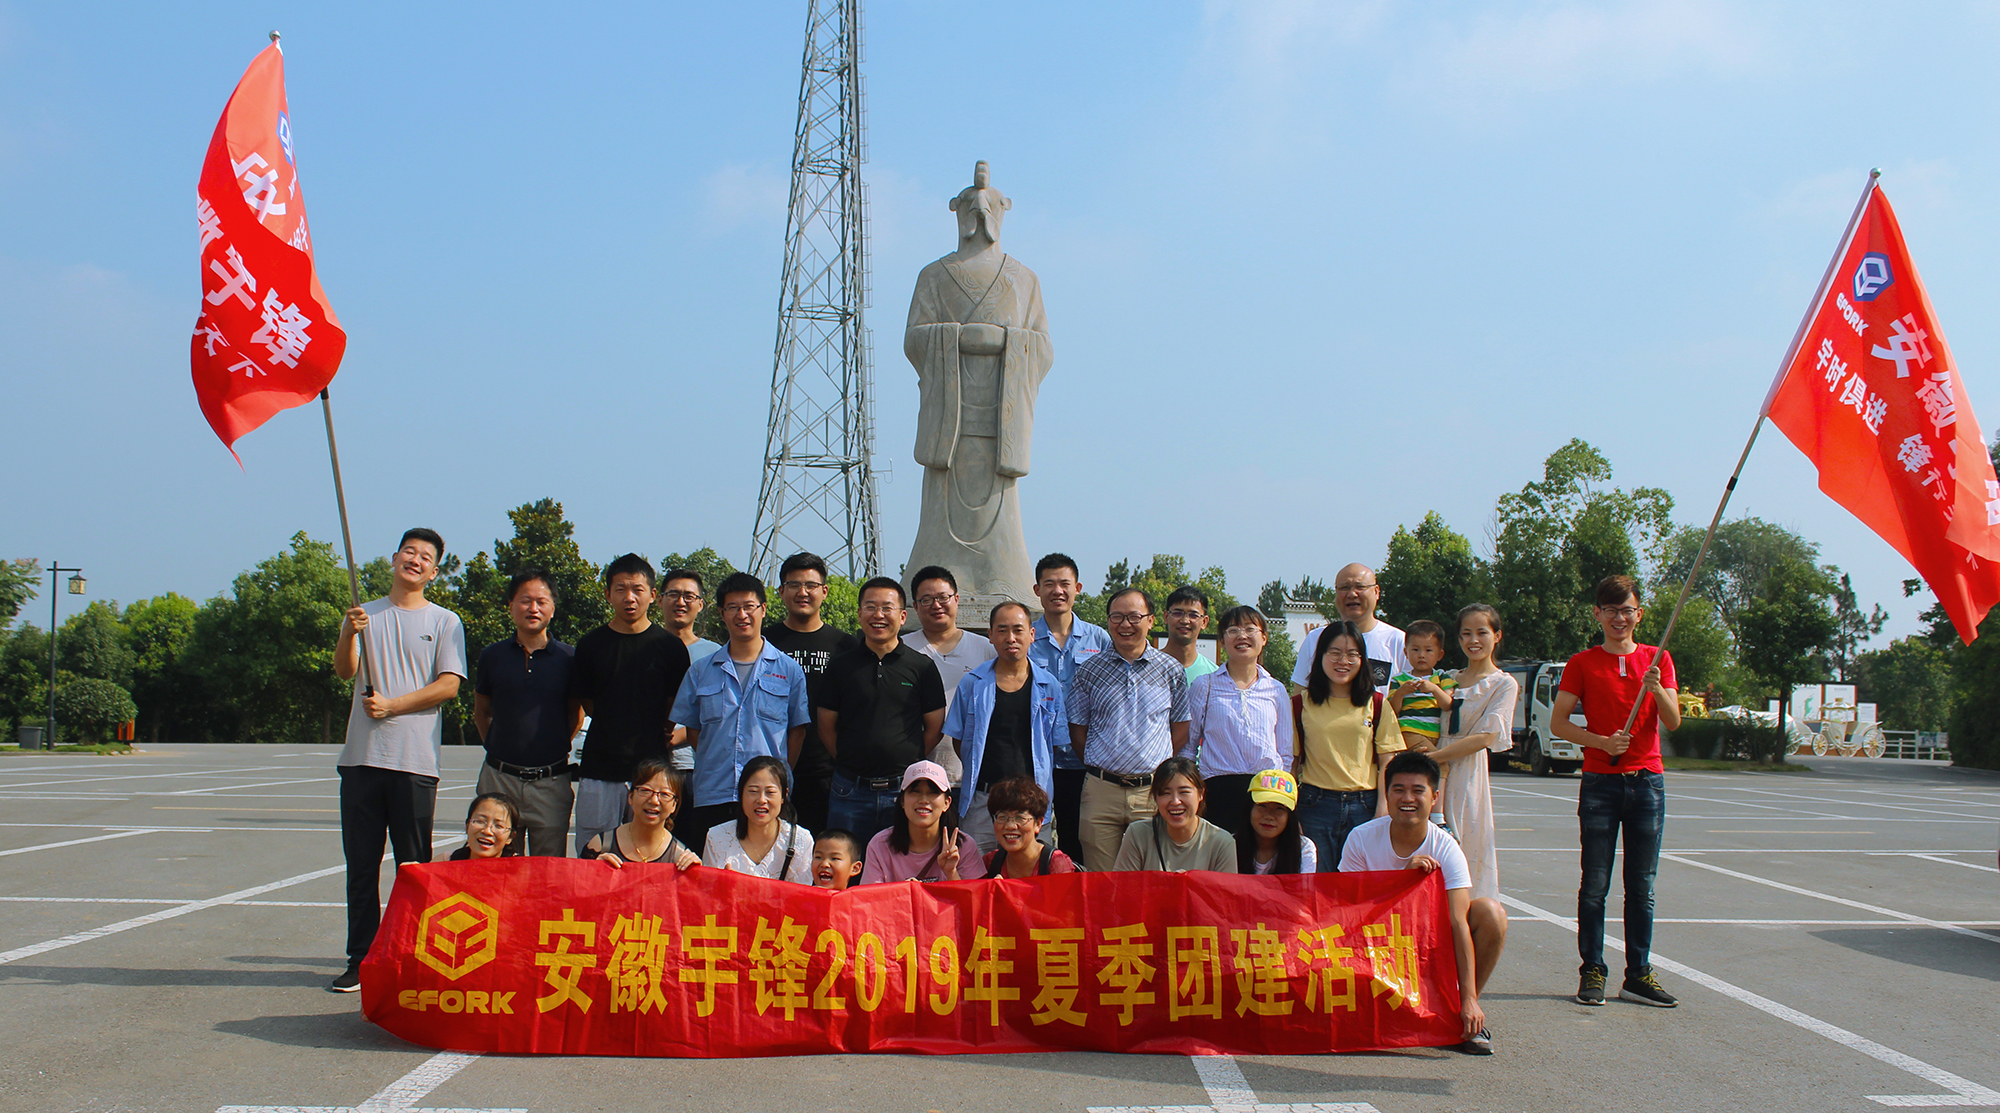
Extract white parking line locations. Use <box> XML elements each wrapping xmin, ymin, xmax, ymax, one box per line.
<box><xmin>1086</xmin><ymin>1052</ymin><xmax>1382</xmax><ymax>1113</ymax></box>
<box><xmin>216</xmin><ymin>1049</ymin><xmax>523</xmax><ymax>1113</ymax></box>
<box><xmin>0</xmin><ymin>765</ymin><xmax>296</xmax><ymax>789</ymax></box>
<box><xmin>1501</xmin><ymin>893</ymin><xmax>2000</xmax><ymax>1107</ymax></box>
<box><xmin>159</xmin><ymin>777</ymin><xmax>340</xmax><ymax>796</ymax></box>
<box><xmin>0</xmin><ymin>829</ymin><xmax>159</xmax><ymax>857</ymax></box>
<box><xmin>1660</xmin><ymin>853</ymin><xmax>2000</xmax><ymax>945</ymax></box>
<box><xmin>1893</xmin><ymin>853</ymin><xmax>2000</xmax><ymax>874</ymax></box>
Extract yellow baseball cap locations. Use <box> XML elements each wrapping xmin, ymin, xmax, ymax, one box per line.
<box><xmin>1248</xmin><ymin>769</ymin><xmax>1298</xmax><ymax>809</ymax></box>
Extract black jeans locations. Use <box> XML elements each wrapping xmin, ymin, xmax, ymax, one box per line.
<box><xmin>1577</xmin><ymin>770</ymin><xmax>1666</xmax><ymax>975</ymax></box>
<box><xmin>1052</xmin><ymin>768</ymin><xmax>1086</xmax><ymax>856</ymax></box>
<box><xmin>340</xmin><ymin>764</ymin><xmax>438</xmax><ymax>964</ymax></box>
<box><xmin>1202</xmin><ymin>773</ymin><xmax>1254</xmax><ymax>845</ymax></box>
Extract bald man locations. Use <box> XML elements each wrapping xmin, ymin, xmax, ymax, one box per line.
<box><xmin>1289</xmin><ymin>563</ymin><xmax>1410</xmax><ymax>694</ymax></box>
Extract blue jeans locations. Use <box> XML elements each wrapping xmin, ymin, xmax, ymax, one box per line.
<box><xmin>827</xmin><ymin>770</ymin><xmax>902</xmax><ymax>844</ymax></box>
<box><xmin>1578</xmin><ymin>770</ymin><xmax>1666</xmax><ymax>975</ymax></box>
<box><xmin>1296</xmin><ymin>784</ymin><xmax>1378</xmax><ymax>873</ymax></box>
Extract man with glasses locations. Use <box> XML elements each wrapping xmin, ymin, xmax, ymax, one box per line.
<box><xmin>661</xmin><ymin>568</ymin><xmax>721</xmax><ymax>833</ymax></box>
<box><xmin>816</xmin><ymin>577</ymin><xmax>949</xmax><ymax>842</ymax></box>
<box><xmin>1029</xmin><ymin>553</ymin><xmax>1110</xmax><ymax>853</ymax></box>
<box><xmin>902</xmin><ymin>565</ymin><xmax>998</xmax><ymax>787</ymax></box>
<box><xmin>1161</xmin><ymin>586</ymin><xmax>1218</xmax><ymax>684</ymax></box>
<box><xmin>471</xmin><ymin>568</ymin><xmax>580</xmax><ymax>858</ymax></box>
<box><xmin>670</xmin><ymin>572</ymin><xmax>811</xmax><ymax>856</ymax></box>
<box><xmin>1551</xmin><ymin>574</ymin><xmax>1682</xmax><ymax>1009</ymax></box>
<box><xmin>1289</xmin><ymin>563</ymin><xmax>1409</xmax><ymax>694</ymax></box>
<box><xmin>1067</xmin><ymin>587</ymin><xmax>1191</xmax><ymax>872</ymax></box>
<box><xmin>944</xmin><ymin>599</ymin><xmax>1064</xmax><ymax>854</ymax></box>
<box><xmin>764</xmin><ymin>552</ymin><xmax>858</xmax><ymax>831</ymax></box>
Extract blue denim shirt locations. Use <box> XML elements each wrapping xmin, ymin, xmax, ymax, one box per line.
<box><xmin>943</xmin><ymin>659</ymin><xmax>1065</xmax><ymax>822</ymax></box>
<box><xmin>669</xmin><ymin>640</ymin><xmax>812</xmax><ymax>808</ymax></box>
<box><xmin>1028</xmin><ymin>616</ymin><xmax>1111</xmax><ymax>770</ymax></box>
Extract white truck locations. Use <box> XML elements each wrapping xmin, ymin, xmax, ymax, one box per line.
<box><xmin>1498</xmin><ymin>659</ymin><xmax>1587</xmax><ymax>776</ymax></box>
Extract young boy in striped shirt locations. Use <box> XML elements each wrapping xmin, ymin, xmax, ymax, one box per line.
<box><xmin>1388</xmin><ymin>619</ymin><xmax>1456</xmax><ymax>829</ymax></box>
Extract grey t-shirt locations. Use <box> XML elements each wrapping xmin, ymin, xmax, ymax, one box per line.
<box><xmin>337</xmin><ymin>598</ymin><xmax>468</xmax><ymax>777</ymax></box>
<box><xmin>902</xmin><ymin>629</ymin><xmax>998</xmax><ymax>712</ymax></box>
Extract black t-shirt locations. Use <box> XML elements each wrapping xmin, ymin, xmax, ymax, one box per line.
<box><xmin>814</xmin><ymin>642</ymin><xmax>948</xmax><ymax>779</ymax></box>
<box><xmin>474</xmin><ymin>636</ymin><xmax>575</xmax><ymax>767</ymax></box>
<box><xmin>765</xmin><ymin>622</ymin><xmax>858</xmax><ymax>784</ymax></box>
<box><xmin>977</xmin><ymin>681</ymin><xmax>1034</xmax><ymax>790</ymax></box>
<box><xmin>567</xmin><ymin>624</ymin><xmax>690</xmax><ymax>783</ymax></box>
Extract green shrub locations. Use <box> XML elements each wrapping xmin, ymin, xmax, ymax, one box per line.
<box><xmin>54</xmin><ymin>677</ymin><xmax>137</xmax><ymax>743</ymax></box>
<box><xmin>1666</xmin><ymin>716</ymin><xmax>1787</xmax><ymax>764</ymax></box>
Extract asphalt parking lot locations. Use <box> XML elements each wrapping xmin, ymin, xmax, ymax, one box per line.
<box><xmin>1</xmin><ymin>745</ymin><xmax>1995</xmax><ymax>1113</ymax></box>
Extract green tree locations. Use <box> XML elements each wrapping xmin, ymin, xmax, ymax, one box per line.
<box><xmin>0</xmin><ymin>558</ymin><xmax>38</xmax><ymax>627</ymax></box>
<box><xmin>53</xmin><ymin>677</ymin><xmax>136</xmax><ymax>743</ymax></box>
<box><xmin>1852</xmin><ymin>636</ymin><xmax>1953</xmax><ymax>731</ymax></box>
<box><xmin>1827</xmin><ymin>572</ymin><xmax>1888</xmax><ymax>681</ymax></box>
<box><xmin>1490</xmin><ymin>439</ymin><xmax>1673</xmax><ymax>660</ymax></box>
<box><xmin>187</xmin><ymin>532</ymin><xmax>363</xmax><ymax>745</ymax></box>
<box><xmin>1083</xmin><ymin>555</ymin><xmax>1238</xmax><ymax>638</ymax></box>
<box><xmin>124</xmin><ymin>594</ymin><xmax>201</xmax><ymax>744</ymax></box>
<box><xmin>0</xmin><ymin>625</ymin><xmax>50</xmax><ymax>739</ymax></box>
<box><xmin>1636</xmin><ymin>594</ymin><xmax>1733</xmax><ymax>701</ymax></box>
<box><xmin>659</xmin><ymin>547</ymin><xmax>738</xmax><ymax>644</ymax></box>
<box><xmin>1734</xmin><ymin>556</ymin><xmax>1838</xmax><ymax>704</ymax></box>
<box><xmin>1379</xmin><ymin>512</ymin><xmax>1489</xmax><ymax>639</ymax></box>
<box><xmin>1261</xmin><ymin>627</ymin><xmax>1297</xmax><ymax>685</ymax></box>
<box><xmin>1947</xmin><ymin>607</ymin><xmax>2000</xmax><ymax>769</ymax></box>
<box><xmin>56</xmin><ymin>601</ymin><xmax>135</xmax><ymax>689</ymax></box>
<box><xmin>1654</xmin><ymin>518</ymin><xmax>1822</xmax><ymax>639</ymax></box>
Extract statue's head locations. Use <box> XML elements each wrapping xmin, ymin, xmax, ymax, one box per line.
<box><xmin>949</xmin><ymin>161</ymin><xmax>1009</xmax><ymax>247</ymax></box>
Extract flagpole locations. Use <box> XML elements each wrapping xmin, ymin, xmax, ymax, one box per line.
<box><xmin>1613</xmin><ymin>169</ymin><xmax>1882</xmax><ymax>755</ymax></box>
<box><xmin>321</xmin><ymin>387</ymin><xmax>374</xmax><ymax>696</ymax></box>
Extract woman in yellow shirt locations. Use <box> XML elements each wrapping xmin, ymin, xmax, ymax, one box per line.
<box><xmin>1293</xmin><ymin>621</ymin><xmax>1404</xmax><ymax>871</ymax></box>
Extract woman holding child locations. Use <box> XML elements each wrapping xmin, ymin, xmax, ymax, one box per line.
<box><xmin>1423</xmin><ymin>604</ymin><xmax>1518</xmax><ymax>900</ymax></box>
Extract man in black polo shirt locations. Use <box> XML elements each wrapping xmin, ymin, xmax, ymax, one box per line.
<box><xmin>764</xmin><ymin>552</ymin><xmax>858</xmax><ymax>832</ymax></box>
<box><xmin>471</xmin><ymin>568</ymin><xmax>581</xmax><ymax>856</ymax></box>
<box><xmin>567</xmin><ymin>553</ymin><xmax>690</xmax><ymax>855</ymax></box>
<box><xmin>816</xmin><ymin>576</ymin><xmax>947</xmax><ymax>842</ymax></box>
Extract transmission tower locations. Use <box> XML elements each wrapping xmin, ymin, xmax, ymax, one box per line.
<box><xmin>749</xmin><ymin>0</ymin><xmax>881</xmax><ymax>582</ymax></box>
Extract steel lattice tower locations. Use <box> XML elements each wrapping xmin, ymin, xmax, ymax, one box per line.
<box><xmin>749</xmin><ymin>0</ymin><xmax>880</xmax><ymax>582</ymax></box>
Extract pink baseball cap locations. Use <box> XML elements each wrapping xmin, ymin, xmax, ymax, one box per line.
<box><xmin>900</xmin><ymin>760</ymin><xmax>951</xmax><ymax>793</ymax></box>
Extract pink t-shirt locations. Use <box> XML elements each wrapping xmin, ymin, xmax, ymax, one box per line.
<box><xmin>860</xmin><ymin>828</ymin><xmax>987</xmax><ymax>883</ymax></box>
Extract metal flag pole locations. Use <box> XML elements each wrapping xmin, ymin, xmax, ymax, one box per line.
<box><xmin>1611</xmin><ymin>170</ymin><xmax>1882</xmax><ymax>754</ymax></box>
<box><xmin>321</xmin><ymin>387</ymin><xmax>374</xmax><ymax>696</ymax></box>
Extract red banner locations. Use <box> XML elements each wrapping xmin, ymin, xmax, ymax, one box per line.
<box><xmin>191</xmin><ymin>39</ymin><xmax>347</xmax><ymax>456</ymax></box>
<box><xmin>360</xmin><ymin>860</ymin><xmax>1463</xmax><ymax>1057</ymax></box>
<box><xmin>1764</xmin><ymin>179</ymin><xmax>2000</xmax><ymax>642</ymax></box>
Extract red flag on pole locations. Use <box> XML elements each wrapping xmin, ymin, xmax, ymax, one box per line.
<box><xmin>190</xmin><ymin>37</ymin><xmax>346</xmax><ymax>456</ymax></box>
<box><xmin>1764</xmin><ymin>178</ymin><xmax>2000</xmax><ymax>643</ymax></box>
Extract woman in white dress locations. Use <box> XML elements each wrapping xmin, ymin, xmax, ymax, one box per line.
<box><xmin>702</xmin><ymin>755</ymin><xmax>814</xmax><ymax>884</ymax></box>
<box><xmin>1426</xmin><ymin>604</ymin><xmax>1518</xmax><ymax>901</ymax></box>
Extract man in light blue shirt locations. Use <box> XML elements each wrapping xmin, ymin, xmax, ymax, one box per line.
<box><xmin>670</xmin><ymin>571</ymin><xmax>811</xmax><ymax>856</ymax></box>
<box><xmin>1027</xmin><ymin>553</ymin><xmax>1110</xmax><ymax>855</ymax></box>
<box><xmin>663</xmin><ymin>567</ymin><xmax>723</xmax><ymax>787</ymax></box>
<box><xmin>945</xmin><ymin>600</ymin><xmax>1066</xmax><ymax>855</ymax></box>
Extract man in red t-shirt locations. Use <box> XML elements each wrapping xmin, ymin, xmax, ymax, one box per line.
<box><xmin>1551</xmin><ymin>575</ymin><xmax>1682</xmax><ymax>1010</ymax></box>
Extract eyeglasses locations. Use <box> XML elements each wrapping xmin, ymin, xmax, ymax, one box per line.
<box><xmin>630</xmin><ymin>787</ymin><xmax>678</xmax><ymax>804</ymax></box>
<box><xmin>1106</xmin><ymin>612</ymin><xmax>1153</xmax><ymax>626</ymax></box>
<box><xmin>860</xmin><ymin>603</ymin><xmax>902</xmax><ymax>616</ymax></box>
<box><xmin>915</xmin><ymin>593</ymin><xmax>956</xmax><ymax>608</ymax></box>
<box><xmin>467</xmin><ymin>817</ymin><xmax>513</xmax><ymax>833</ymax></box>
<box><xmin>993</xmin><ymin>811</ymin><xmax>1036</xmax><ymax>827</ymax></box>
<box><xmin>780</xmin><ymin>580</ymin><xmax>827</xmax><ymax>593</ymax></box>
<box><xmin>1601</xmin><ymin>606</ymin><xmax>1641</xmax><ymax>618</ymax></box>
<box><xmin>662</xmin><ymin>590</ymin><xmax>701</xmax><ymax>603</ymax></box>
<box><xmin>721</xmin><ymin>601</ymin><xmax>764</xmax><ymax>615</ymax></box>
<box><xmin>1223</xmin><ymin>625</ymin><xmax>1264</xmax><ymax>638</ymax></box>
<box><xmin>1165</xmin><ymin>609</ymin><xmax>1207</xmax><ymax>622</ymax></box>
<box><xmin>1334</xmin><ymin>582</ymin><xmax>1377</xmax><ymax>594</ymax></box>
<box><xmin>1321</xmin><ymin>650</ymin><xmax>1364</xmax><ymax>663</ymax></box>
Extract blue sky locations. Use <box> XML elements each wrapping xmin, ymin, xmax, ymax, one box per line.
<box><xmin>6</xmin><ymin>1</ymin><xmax>2000</xmax><ymax>647</ymax></box>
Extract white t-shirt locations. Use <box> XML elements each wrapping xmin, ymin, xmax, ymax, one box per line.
<box><xmin>1251</xmin><ymin>837</ymin><xmax>1318</xmax><ymax>875</ymax></box>
<box><xmin>1290</xmin><ymin>621</ymin><xmax>1409</xmax><ymax>694</ymax></box>
<box><xmin>1337</xmin><ymin>815</ymin><xmax>1471</xmax><ymax>891</ymax></box>
<box><xmin>702</xmin><ymin>820</ymin><xmax>814</xmax><ymax>884</ymax></box>
<box><xmin>338</xmin><ymin>598</ymin><xmax>468</xmax><ymax>777</ymax></box>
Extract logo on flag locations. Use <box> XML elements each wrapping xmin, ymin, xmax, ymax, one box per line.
<box><xmin>1853</xmin><ymin>252</ymin><xmax>1893</xmax><ymax>301</ymax></box>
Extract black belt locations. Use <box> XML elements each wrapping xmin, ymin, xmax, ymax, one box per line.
<box><xmin>1086</xmin><ymin>765</ymin><xmax>1152</xmax><ymax>789</ymax></box>
<box><xmin>844</xmin><ymin>773</ymin><xmax>902</xmax><ymax>791</ymax></box>
<box><xmin>484</xmin><ymin>754</ymin><xmax>569</xmax><ymax>782</ymax></box>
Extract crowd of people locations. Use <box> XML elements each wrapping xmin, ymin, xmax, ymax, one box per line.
<box><xmin>329</xmin><ymin>529</ymin><xmax>1687</xmax><ymax>1057</ymax></box>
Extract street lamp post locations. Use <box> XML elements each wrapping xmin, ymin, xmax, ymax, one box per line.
<box><xmin>45</xmin><ymin>563</ymin><xmax>85</xmax><ymax>751</ymax></box>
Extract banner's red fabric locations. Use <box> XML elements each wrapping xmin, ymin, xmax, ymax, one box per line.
<box><xmin>190</xmin><ymin>42</ymin><xmax>346</xmax><ymax>454</ymax></box>
<box><xmin>360</xmin><ymin>860</ymin><xmax>1463</xmax><ymax>1057</ymax></box>
<box><xmin>1764</xmin><ymin>182</ymin><xmax>2000</xmax><ymax>642</ymax></box>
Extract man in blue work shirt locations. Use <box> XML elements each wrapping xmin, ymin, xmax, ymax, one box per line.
<box><xmin>670</xmin><ymin>571</ymin><xmax>812</xmax><ymax>856</ymax></box>
<box><xmin>946</xmin><ymin>599</ymin><xmax>1065</xmax><ymax>855</ymax></box>
<box><xmin>1027</xmin><ymin>552</ymin><xmax>1110</xmax><ymax>853</ymax></box>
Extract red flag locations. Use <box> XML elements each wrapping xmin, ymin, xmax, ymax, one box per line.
<box><xmin>190</xmin><ymin>39</ymin><xmax>345</xmax><ymax>456</ymax></box>
<box><xmin>1764</xmin><ymin>178</ymin><xmax>2000</xmax><ymax>643</ymax></box>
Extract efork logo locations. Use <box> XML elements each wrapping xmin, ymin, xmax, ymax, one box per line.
<box><xmin>414</xmin><ymin>891</ymin><xmax>499</xmax><ymax>980</ymax></box>
<box><xmin>1853</xmin><ymin>252</ymin><xmax>1894</xmax><ymax>301</ymax></box>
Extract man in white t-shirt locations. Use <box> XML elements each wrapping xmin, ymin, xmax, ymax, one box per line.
<box><xmin>1340</xmin><ymin>751</ymin><xmax>1508</xmax><ymax>1055</ymax></box>
<box><xmin>330</xmin><ymin>528</ymin><xmax>468</xmax><ymax>994</ymax></box>
<box><xmin>902</xmin><ymin>565</ymin><xmax>997</xmax><ymax>786</ymax></box>
<box><xmin>1291</xmin><ymin>563</ymin><xmax>1408</xmax><ymax>694</ymax></box>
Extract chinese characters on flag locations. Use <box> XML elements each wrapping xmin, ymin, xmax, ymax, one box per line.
<box><xmin>1764</xmin><ymin>180</ymin><xmax>2000</xmax><ymax>642</ymax></box>
<box><xmin>359</xmin><ymin>859</ymin><xmax>1465</xmax><ymax>1058</ymax></box>
<box><xmin>190</xmin><ymin>39</ymin><xmax>346</xmax><ymax>455</ymax></box>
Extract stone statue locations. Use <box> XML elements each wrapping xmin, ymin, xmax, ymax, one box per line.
<box><xmin>903</xmin><ymin>161</ymin><xmax>1053</xmax><ymax>613</ymax></box>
